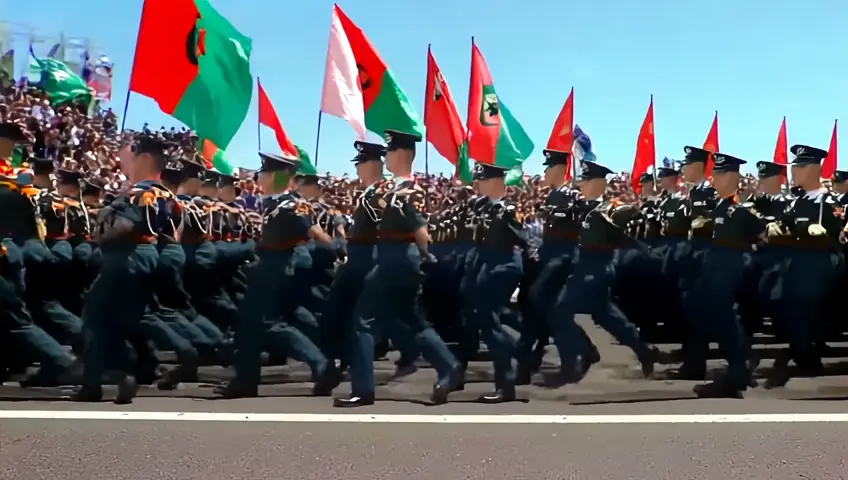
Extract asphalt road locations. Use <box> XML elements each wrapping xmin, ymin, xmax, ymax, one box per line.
<box><xmin>3</xmin><ymin>322</ymin><xmax>848</xmax><ymax>478</ymax></box>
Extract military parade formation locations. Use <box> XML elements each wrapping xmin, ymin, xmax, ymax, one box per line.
<box><xmin>2</xmin><ymin>118</ymin><xmax>847</xmax><ymax>407</ymax></box>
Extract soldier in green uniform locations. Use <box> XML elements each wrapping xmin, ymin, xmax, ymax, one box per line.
<box><xmin>180</xmin><ymin>164</ymin><xmax>245</xmax><ymax>334</ymax></box>
<box><xmin>26</xmin><ymin>170</ymin><xmax>85</xmax><ymax>361</ymax></box>
<box><xmin>689</xmin><ymin>153</ymin><xmax>763</xmax><ymax>398</ymax></box>
<box><xmin>214</xmin><ymin>152</ymin><xmax>339</xmax><ymax>398</ymax></box>
<box><xmin>0</xmin><ymin>123</ymin><xmax>76</xmax><ymax>384</ymax></box>
<box><xmin>72</xmin><ymin>132</ymin><xmax>183</xmax><ymax>404</ymax></box>
<box><xmin>334</xmin><ymin>130</ymin><xmax>459</xmax><ymax>408</ymax></box>
<box><xmin>550</xmin><ymin>160</ymin><xmax>658</xmax><ymax>379</ymax></box>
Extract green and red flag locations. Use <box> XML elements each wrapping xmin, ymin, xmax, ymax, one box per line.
<box><xmin>320</xmin><ymin>4</ymin><xmax>422</xmax><ymax>138</ymax></box>
<box><xmin>424</xmin><ymin>46</ymin><xmax>471</xmax><ymax>184</ymax></box>
<box><xmin>466</xmin><ymin>40</ymin><xmax>533</xmax><ymax>170</ymax></box>
<box><xmin>197</xmin><ymin>138</ymin><xmax>233</xmax><ymax>175</ymax></box>
<box><xmin>129</xmin><ymin>0</ymin><xmax>253</xmax><ymax>150</ymax></box>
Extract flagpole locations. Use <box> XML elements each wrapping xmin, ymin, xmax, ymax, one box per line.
<box><xmin>313</xmin><ymin>110</ymin><xmax>323</xmax><ymax>168</ymax></box>
<box><xmin>120</xmin><ymin>1</ymin><xmax>147</xmax><ymax>132</ymax></box>
<box><xmin>256</xmin><ymin>77</ymin><xmax>262</xmax><ymax>151</ymax></box>
<box><xmin>651</xmin><ymin>94</ymin><xmax>657</xmax><ymax>191</ymax></box>
<box><xmin>424</xmin><ymin>43</ymin><xmax>430</xmax><ymax>176</ymax></box>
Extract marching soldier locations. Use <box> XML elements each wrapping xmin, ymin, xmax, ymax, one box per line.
<box><xmin>746</xmin><ymin>161</ymin><xmax>790</xmax><ymax>333</ymax></box>
<box><xmin>766</xmin><ymin>145</ymin><xmax>844</xmax><ymax>386</ymax></box>
<box><xmin>690</xmin><ymin>153</ymin><xmax>763</xmax><ymax>398</ymax></box>
<box><xmin>72</xmin><ymin>132</ymin><xmax>184</xmax><ymax>404</ymax></box>
<box><xmin>320</xmin><ymin>141</ymin><xmax>384</xmax><ymax>372</ymax></box>
<box><xmin>550</xmin><ymin>159</ymin><xmax>658</xmax><ymax>379</ymax></box>
<box><xmin>0</xmin><ymin>123</ymin><xmax>76</xmax><ymax>385</ymax></box>
<box><xmin>664</xmin><ymin>147</ymin><xmax>717</xmax><ymax>379</ymax></box>
<box><xmin>516</xmin><ymin>149</ymin><xmax>577</xmax><ymax>383</ymax></box>
<box><xmin>334</xmin><ymin>130</ymin><xmax>459</xmax><ymax>408</ymax></box>
<box><xmin>214</xmin><ymin>152</ymin><xmax>339</xmax><ymax>399</ymax></box>
<box><xmin>459</xmin><ymin>163</ymin><xmax>526</xmax><ymax>403</ymax></box>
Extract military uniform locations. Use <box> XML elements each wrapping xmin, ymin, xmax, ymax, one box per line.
<box><xmin>550</xmin><ymin>160</ymin><xmax>657</xmax><ymax>379</ymax></box>
<box><xmin>0</xmin><ymin>123</ymin><xmax>76</xmax><ymax>384</ymax></box>
<box><xmin>215</xmin><ymin>152</ymin><xmax>337</xmax><ymax>399</ymax></box>
<box><xmin>320</xmin><ymin>142</ymin><xmax>383</xmax><ymax>371</ymax></box>
<box><xmin>689</xmin><ymin>153</ymin><xmax>763</xmax><ymax>397</ymax></box>
<box><xmin>459</xmin><ymin>163</ymin><xmax>525</xmax><ymax>402</ymax></box>
<box><xmin>516</xmin><ymin>149</ymin><xmax>578</xmax><ymax>382</ymax></box>
<box><xmin>766</xmin><ymin>145</ymin><xmax>844</xmax><ymax>386</ymax></box>
<box><xmin>335</xmin><ymin>130</ymin><xmax>459</xmax><ymax>408</ymax></box>
<box><xmin>73</xmin><ymin>134</ymin><xmax>182</xmax><ymax>403</ymax></box>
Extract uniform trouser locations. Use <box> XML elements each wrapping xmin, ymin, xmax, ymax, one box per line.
<box><xmin>516</xmin><ymin>241</ymin><xmax>576</xmax><ymax>365</ymax></box>
<box><xmin>80</xmin><ymin>244</ymin><xmax>159</xmax><ymax>389</ymax></box>
<box><xmin>231</xmin><ymin>249</ymin><xmax>328</xmax><ymax>387</ymax></box>
<box><xmin>778</xmin><ymin>248</ymin><xmax>842</xmax><ymax>369</ymax></box>
<box><xmin>552</xmin><ymin>249</ymin><xmax>652</xmax><ymax>366</ymax></box>
<box><xmin>689</xmin><ymin>247</ymin><xmax>752</xmax><ymax>388</ymax></box>
<box><xmin>347</xmin><ymin>244</ymin><xmax>456</xmax><ymax>397</ymax></box>
<box><xmin>0</xmin><ymin>278</ymin><xmax>72</xmax><ymax>376</ymax></box>
<box><xmin>140</xmin><ymin>312</ymin><xmax>198</xmax><ymax>366</ymax></box>
<box><xmin>663</xmin><ymin>238</ymin><xmax>707</xmax><ymax>367</ymax></box>
<box><xmin>156</xmin><ymin>308</ymin><xmax>222</xmax><ymax>352</ymax></box>
<box><xmin>461</xmin><ymin>247</ymin><xmax>522</xmax><ymax>388</ymax></box>
<box><xmin>320</xmin><ymin>248</ymin><xmax>373</xmax><ymax>366</ymax></box>
<box><xmin>30</xmin><ymin>300</ymin><xmax>83</xmax><ymax>350</ymax></box>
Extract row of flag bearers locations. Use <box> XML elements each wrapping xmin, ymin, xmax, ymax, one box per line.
<box><xmin>1</xmin><ymin>116</ymin><xmax>847</xmax><ymax>405</ymax></box>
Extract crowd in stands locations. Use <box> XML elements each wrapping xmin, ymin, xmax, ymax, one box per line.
<box><xmin>1</xmin><ymin>82</ymin><xmax>763</xmax><ymax>225</ymax></box>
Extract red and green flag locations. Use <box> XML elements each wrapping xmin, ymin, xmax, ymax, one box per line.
<box><xmin>424</xmin><ymin>46</ymin><xmax>471</xmax><ymax>184</ymax></box>
<box><xmin>466</xmin><ymin>40</ymin><xmax>533</xmax><ymax>170</ymax></box>
<box><xmin>320</xmin><ymin>4</ymin><xmax>422</xmax><ymax>138</ymax></box>
<box><xmin>197</xmin><ymin>138</ymin><xmax>233</xmax><ymax>175</ymax></box>
<box><xmin>129</xmin><ymin>0</ymin><xmax>253</xmax><ymax>150</ymax></box>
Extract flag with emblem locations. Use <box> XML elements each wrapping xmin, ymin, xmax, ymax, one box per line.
<box><xmin>129</xmin><ymin>0</ymin><xmax>253</xmax><ymax>150</ymax></box>
<box><xmin>466</xmin><ymin>39</ymin><xmax>534</xmax><ymax>169</ymax></box>
<box><xmin>546</xmin><ymin>87</ymin><xmax>574</xmax><ymax>180</ymax></box>
<box><xmin>630</xmin><ymin>95</ymin><xmax>655</xmax><ymax>193</ymax></box>
<box><xmin>702</xmin><ymin>111</ymin><xmax>720</xmax><ymax>176</ymax></box>
<box><xmin>321</xmin><ymin>4</ymin><xmax>423</xmax><ymax>138</ymax></box>
<box><xmin>424</xmin><ymin>46</ymin><xmax>471</xmax><ymax>183</ymax></box>
<box><xmin>32</xmin><ymin>53</ymin><xmax>92</xmax><ymax>106</ymax></box>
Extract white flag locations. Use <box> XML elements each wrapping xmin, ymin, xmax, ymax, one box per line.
<box><xmin>319</xmin><ymin>5</ymin><xmax>367</xmax><ymax>140</ymax></box>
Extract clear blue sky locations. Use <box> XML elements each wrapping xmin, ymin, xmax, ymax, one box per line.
<box><xmin>5</xmin><ymin>1</ymin><xmax>848</xmax><ymax>175</ymax></box>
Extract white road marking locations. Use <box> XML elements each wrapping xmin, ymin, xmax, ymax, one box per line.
<box><xmin>2</xmin><ymin>410</ymin><xmax>848</xmax><ymax>424</ymax></box>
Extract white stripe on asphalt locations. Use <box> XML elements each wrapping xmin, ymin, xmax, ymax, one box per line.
<box><xmin>2</xmin><ymin>411</ymin><xmax>848</xmax><ymax>424</ymax></box>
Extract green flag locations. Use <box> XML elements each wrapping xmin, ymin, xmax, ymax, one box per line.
<box><xmin>456</xmin><ymin>141</ymin><xmax>473</xmax><ymax>185</ymax></box>
<box><xmin>34</xmin><ymin>56</ymin><xmax>91</xmax><ymax>106</ymax></box>
<box><xmin>130</xmin><ymin>0</ymin><xmax>253</xmax><ymax>150</ymax></box>
<box><xmin>294</xmin><ymin>145</ymin><xmax>318</xmax><ymax>176</ymax></box>
<box><xmin>505</xmin><ymin>166</ymin><xmax>524</xmax><ymax>187</ymax></box>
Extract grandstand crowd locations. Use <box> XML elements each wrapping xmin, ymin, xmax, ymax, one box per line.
<box><xmin>0</xmin><ymin>81</ymin><xmax>762</xmax><ymax>223</ymax></box>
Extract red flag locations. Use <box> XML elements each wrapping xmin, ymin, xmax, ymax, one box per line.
<box><xmin>424</xmin><ymin>46</ymin><xmax>466</xmax><ymax>167</ymax></box>
<box><xmin>129</xmin><ymin>0</ymin><xmax>200</xmax><ymax>115</ymax></box>
<box><xmin>823</xmin><ymin>119</ymin><xmax>838</xmax><ymax>178</ymax></box>
<box><xmin>547</xmin><ymin>87</ymin><xmax>574</xmax><ymax>180</ymax></box>
<box><xmin>702</xmin><ymin>111</ymin><xmax>719</xmax><ymax>176</ymax></box>
<box><xmin>631</xmin><ymin>96</ymin><xmax>655</xmax><ymax>194</ymax></box>
<box><xmin>773</xmin><ymin>117</ymin><xmax>787</xmax><ymax>165</ymax></box>
<box><xmin>257</xmin><ymin>79</ymin><xmax>298</xmax><ymax>159</ymax></box>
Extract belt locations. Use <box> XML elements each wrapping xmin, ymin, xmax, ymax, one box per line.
<box><xmin>257</xmin><ymin>237</ymin><xmax>309</xmax><ymax>251</ymax></box>
<box><xmin>542</xmin><ymin>231</ymin><xmax>579</xmax><ymax>241</ymax></box>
